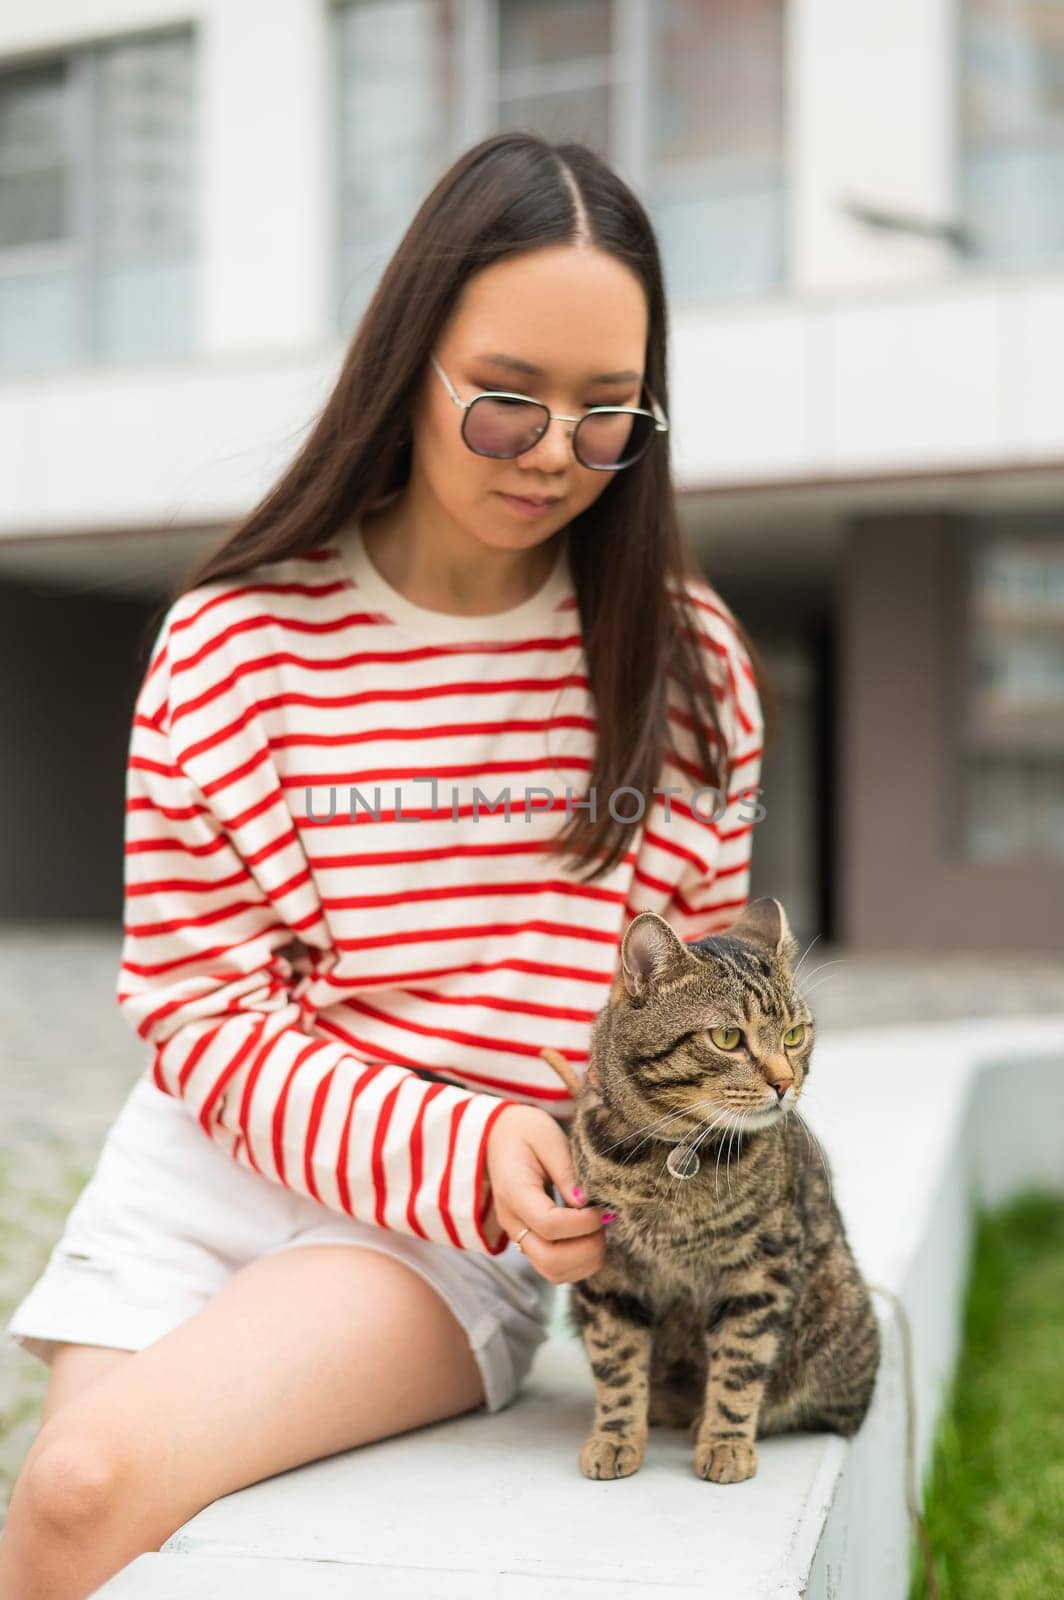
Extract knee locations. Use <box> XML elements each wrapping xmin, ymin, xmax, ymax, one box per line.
<box><xmin>21</xmin><ymin>1431</ymin><xmax>124</xmax><ymax>1536</ymax></box>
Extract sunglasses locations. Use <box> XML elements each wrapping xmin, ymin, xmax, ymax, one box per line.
<box><xmin>430</xmin><ymin>353</ymin><xmax>669</xmax><ymax>472</ymax></box>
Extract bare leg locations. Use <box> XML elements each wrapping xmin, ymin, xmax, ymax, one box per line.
<box><xmin>0</xmin><ymin>1245</ymin><xmax>485</xmax><ymax>1600</ymax></box>
<box><xmin>37</xmin><ymin>1346</ymin><xmax>134</xmax><ymax>1429</ymax></box>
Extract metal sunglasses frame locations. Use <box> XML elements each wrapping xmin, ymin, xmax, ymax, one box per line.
<box><xmin>429</xmin><ymin>352</ymin><xmax>669</xmax><ymax>471</ymax></box>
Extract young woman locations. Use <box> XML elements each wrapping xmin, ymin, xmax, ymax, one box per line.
<box><xmin>2</xmin><ymin>132</ymin><xmax>771</xmax><ymax>1598</ymax></box>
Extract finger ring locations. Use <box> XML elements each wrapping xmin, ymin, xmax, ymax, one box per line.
<box><xmin>513</xmin><ymin>1225</ymin><xmax>532</xmax><ymax>1252</ymax></box>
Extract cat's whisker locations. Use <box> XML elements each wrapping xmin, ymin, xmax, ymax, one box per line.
<box><xmin>791</xmin><ymin>932</ymin><xmax>823</xmax><ymax>985</ymax></box>
<box><xmin>625</xmin><ymin>1088</ymin><xmax>739</xmax><ymax>1166</ymax></box>
<box><xmin>800</xmin><ymin>969</ymin><xmax>846</xmax><ymax>998</ymax></box>
<box><xmin>713</xmin><ymin>1110</ymin><xmax>732</xmax><ymax>1201</ymax></box>
<box><xmin>621</xmin><ymin>1105</ymin><xmax>703</xmax><ymax>1162</ymax></box>
<box><xmin>649</xmin><ymin>1104</ymin><xmax>729</xmax><ymax>1218</ymax></box>
<box><xmin>688</xmin><ymin>1105</ymin><xmax>730</xmax><ymax>1161</ymax></box>
<box><xmin>725</xmin><ymin>1112</ymin><xmax>747</xmax><ymax>1198</ymax></box>
<box><xmin>795</xmin><ymin>1111</ymin><xmax>834</xmax><ymax>1206</ymax></box>
<box><xmin>798</xmin><ymin>958</ymin><xmax>848</xmax><ymax>988</ymax></box>
<box><xmin>594</xmin><ymin>1102</ymin><xmax>692</xmax><ymax>1158</ymax></box>
<box><xmin>728</xmin><ymin>1111</ymin><xmax>745</xmax><ymax>1198</ymax></box>
<box><xmin>646</xmin><ymin>1134</ymin><xmax>680</xmax><ymax>1214</ymax></box>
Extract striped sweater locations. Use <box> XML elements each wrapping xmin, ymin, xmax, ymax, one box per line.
<box><xmin>116</xmin><ymin>520</ymin><xmax>763</xmax><ymax>1256</ymax></box>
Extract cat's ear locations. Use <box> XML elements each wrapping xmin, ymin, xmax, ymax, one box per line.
<box><xmin>621</xmin><ymin>912</ymin><xmax>689</xmax><ymax>1001</ymax></box>
<box><xmin>725</xmin><ymin>897</ymin><xmax>799</xmax><ymax>963</ymax></box>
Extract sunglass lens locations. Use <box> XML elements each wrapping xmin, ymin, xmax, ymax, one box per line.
<box><xmin>463</xmin><ymin>396</ymin><xmax>548</xmax><ymax>459</ymax></box>
<box><xmin>575</xmin><ymin>410</ymin><xmax>656</xmax><ymax>470</ymax></box>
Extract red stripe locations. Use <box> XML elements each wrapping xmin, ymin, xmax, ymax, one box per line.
<box><xmin>124</xmin><ymin>831</ymin><xmax>230</xmax><ymax>862</ymax></box>
<box><xmin>126</xmin><ymin>796</ymin><xmax>208</xmax><ymax>821</ymax></box>
<box><xmin>164</xmin><ymin>1021</ymin><xmax>212</xmax><ymax>1092</ymax></box>
<box><xmin>474</xmin><ymin>1098</ymin><xmax>522</xmax><ymax>1254</ymax></box>
<box><xmin>314</xmin><ymin>953</ymin><xmax>617</xmax><ymax>993</ymax></box>
<box><xmin>719</xmin><ymin>821</ymin><xmax>756</xmax><ymax>845</ymax></box>
<box><xmin>171</xmin><ymin>658</ymin><xmax>589</xmax><ymax>728</ymax></box>
<box><xmin>120</xmin><ymin>921</ymin><xmax>305</xmax><ymax>981</ymax></box>
<box><xmin>436</xmin><ymin>1100</ymin><xmax>469</xmax><ymax>1248</ymax></box>
<box><xmin>169</xmin><ymin>578</ymin><xmax>363</xmax><ymax>642</ymax></box>
<box><xmin>125</xmin><ymin>897</ymin><xmax>277</xmax><ymax>942</ymax></box>
<box><xmin>405</xmin><ymin>1083</ymin><xmax>446</xmax><ymax>1241</ymax></box>
<box><xmin>150</xmin><ymin>1054</ymin><xmax>173</xmax><ymax>1095</ymax></box>
<box><xmin>330</xmin><ymin>916</ymin><xmax>620</xmax><ymax>955</ymax></box>
<box><xmin>285</xmin><ymin>752</ymin><xmax>593</xmax><ymax>790</ymax></box>
<box><xmin>401</xmin><ymin>986</ymin><xmax>597</xmax><ymax>1025</ymax></box>
<box><xmin>314</xmin><ymin>1016</ymin><xmax>579</xmax><ymax>1100</ymax></box>
<box><xmin>323</xmin><ymin>877</ymin><xmax>625</xmax><ymax>915</ymax></box>
<box><xmin>270</xmin><ymin>711</ymin><xmax>596</xmax><ymax>751</ymax></box>
<box><xmin>234</xmin><ymin>1015</ymin><xmax>274</xmax><ymax>1173</ymax></box>
<box><xmin>672</xmin><ymin>856</ymin><xmax>752</xmax><ymax>915</ymax></box>
<box><xmin>143</xmin><ymin>638</ymin><xmax>169</xmax><ymax>689</ymax></box>
<box><xmin>304</xmin><ymin>838</ymin><xmax>631</xmax><ymax>870</ymax></box>
<box><xmin>128</xmin><ymin>753</ymin><xmax>179</xmax><ymax>781</ymax></box>
<box><xmin>334</xmin><ymin>1082</ymin><xmax>356</xmax><ymax>1212</ymax></box>
<box><xmin>299</xmin><ymin>1066</ymin><xmax>336</xmax><ymax>1201</ymax></box>
<box><xmin>690</xmin><ymin>894</ymin><xmax>751</xmax><ymax>919</ymax></box>
<box><xmin>681</xmin><ymin>625</ymin><xmax>757</xmax><ymax>738</ymax></box>
<box><xmin>630</xmin><ymin>865</ymin><xmax>673</xmax><ymax>896</ymax></box>
<box><xmin>170</xmin><ymin>608</ymin><xmax>584</xmax><ymax>683</ymax></box>
<box><xmin>272</xmin><ymin>1038</ymin><xmax>324</xmax><ymax>1186</ymax></box>
<box><xmin>664</xmin><ymin>669</ymin><xmax>730</xmax><ymax>707</ymax></box>
<box><xmin>671</xmin><ymin>585</ymin><xmax>736</xmax><ymax>631</ymax></box>
<box><xmin>194</xmin><ymin>1018</ymin><xmax>264</xmax><ymax>1123</ymax></box>
<box><xmin>340</xmin><ymin>992</ymin><xmax>589</xmax><ymax>1065</ymax></box>
<box><xmin>370</xmin><ymin>1080</ymin><xmax>404</xmax><ymax>1227</ymax></box>
<box><xmin>125</xmin><ymin>867</ymin><xmax>284</xmax><ymax>898</ymax></box>
<box><xmin>640</xmin><ymin>825</ymin><xmax>711</xmax><ymax>873</ymax></box>
<box><xmin>305</xmin><ymin>840</ymin><xmax>636</xmax><ymax>874</ymax></box>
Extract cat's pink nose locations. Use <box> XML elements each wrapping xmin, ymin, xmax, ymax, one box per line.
<box><xmin>774</xmin><ymin>1081</ymin><xmax>793</xmax><ymax>1100</ymax></box>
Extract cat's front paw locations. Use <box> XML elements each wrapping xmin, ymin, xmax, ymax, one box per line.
<box><xmin>693</xmin><ymin>1437</ymin><xmax>758</xmax><ymax>1484</ymax></box>
<box><xmin>579</xmin><ymin>1433</ymin><xmax>645</xmax><ymax>1480</ymax></box>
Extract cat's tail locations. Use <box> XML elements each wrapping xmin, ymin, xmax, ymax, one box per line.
<box><xmin>540</xmin><ymin>1046</ymin><xmax>598</xmax><ymax>1102</ymax></box>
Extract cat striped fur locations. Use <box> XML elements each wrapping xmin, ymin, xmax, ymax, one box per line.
<box><xmin>541</xmin><ymin>897</ymin><xmax>880</xmax><ymax>1484</ymax></box>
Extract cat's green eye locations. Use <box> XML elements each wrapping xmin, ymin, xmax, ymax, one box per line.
<box><xmin>708</xmin><ymin>1025</ymin><xmax>742</xmax><ymax>1051</ymax></box>
<box><xmin>783</xmin><ymin>1024</ymin><xmax>806</xmax><ymax>1048</ymax></box>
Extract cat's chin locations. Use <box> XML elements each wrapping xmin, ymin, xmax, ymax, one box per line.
<box><xmin>722</xmin><ymin>1104</ymin><xmax>791</xmax><ymax>1132</ymax></box>
<box><xmin>661</xmin><ymin>1103</ymin><xmax>791</xmax><ymax>1139</ymax></box>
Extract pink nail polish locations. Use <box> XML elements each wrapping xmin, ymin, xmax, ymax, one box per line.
<box><xmin>571</xmin><ymin>1185</ymin><xmax>584</xmax><ymax>1203</ymax></box>
<box><xmin>601</xmin><ymin>1211</ymin><xmax>617</xmax><ymax>1224</ymax></box>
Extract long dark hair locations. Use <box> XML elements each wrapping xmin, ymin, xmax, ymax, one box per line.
<box><xmin>155</xmin><ymin>131</ymin><xmax>776</xmax><ymax>884</ymax></box>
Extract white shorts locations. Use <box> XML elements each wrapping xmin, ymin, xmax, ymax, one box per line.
<box><xmin>5</xmin><ymin>1073</ymin><xmax>556</xmax><ymax>1414</ymax></box>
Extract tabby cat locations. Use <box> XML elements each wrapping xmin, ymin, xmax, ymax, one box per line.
<box><xmin>541</xmin><ymin>897</ymin><xmax>880</xmax><ymax>1485</ymax></box>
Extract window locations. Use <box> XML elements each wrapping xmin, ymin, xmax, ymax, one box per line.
<box><xmin>646</xmin><ymin>0</ymin><xmax>786</xmax><ymax>301</ymax></box>
<box><xmin>960</xmin><ymin>0</ymin><xmax>1064</xmax><ymax>267</ymax></box>
<box><xmin>497</xmin><ymin>0</ymin><xmax>614</xmax><ymax>153</ymax></box>
<box><xmin>334</xmin><ymin>0</ymin><xmax>464</xmax><ymax>329</ymax></box>
<box><xmin>0</xmin><ymin>27</ymin><xmax>197</xmax><ymax>373</ymax></box>
<box><xmin>961</xmin><ymin>530</ymin><xmax>1064</xmax><ymax>863</ymax></box>
<box><xmin>333</xmin><ymin>0</ymin><xmax>787</xmax><ymax>327</ymax></box>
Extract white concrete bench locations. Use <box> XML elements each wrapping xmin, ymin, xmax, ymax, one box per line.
<box><xmin>91</xmin><ymin>1016</ymin><xmax>1064</xmax><ymax>1599</ymax></box>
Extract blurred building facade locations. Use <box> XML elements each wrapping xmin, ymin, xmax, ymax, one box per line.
<box><xmin>0</xmin><ymin>0</ymin><xmax>1061</xmax><ymax>951</ymax></box>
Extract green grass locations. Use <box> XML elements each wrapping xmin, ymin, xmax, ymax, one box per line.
<box><xmin>911</xmin><ymin>1190</ymin><xmax>1064</xmax><ymax>1600</ymax></box>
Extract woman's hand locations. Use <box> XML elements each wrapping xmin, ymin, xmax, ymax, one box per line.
<box><xmin>485</xmin><ymin>1104</ymin><xmax>609</xmax><ymax>1284</ymax></box>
